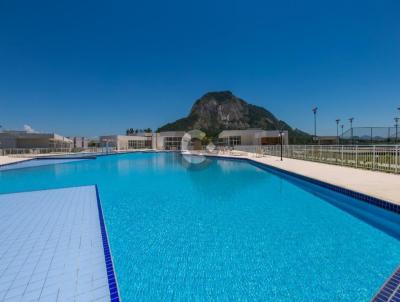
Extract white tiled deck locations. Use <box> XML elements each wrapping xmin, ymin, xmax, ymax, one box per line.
<box><xmin>0</xmin><ymin>156</ymin><xmax>32</xmax><ymax>167</ymax></box>
<box><xmin>0</xmin><ymin>186</ymin><xmax>112</xmax><ymax>302</ymax></box>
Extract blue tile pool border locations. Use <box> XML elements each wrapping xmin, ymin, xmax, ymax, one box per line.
<box><xmin>95</xmin><ymin>185</ymin><xmax>121</xmax><ymax>302</ymax></box>
<box><xmin>372</xmin><ymin>266</ymin><xmax>400</xmax><ymax>302</ymax></box>
<box><xmin>36</xmin><ymin>156</ymin><xmax>97</xmax><ymax>160</ymax></box>
<box><xmin>206</xmin><ymin>155</ymin><xmax>400</xmax><ymax>215</ymax></box>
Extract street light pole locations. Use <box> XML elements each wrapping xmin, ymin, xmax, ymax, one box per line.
<box><xmin>349</xmin><ymin>117</ymin><xmax>354</xmax><ymax>144</ymax></box>
<box><xmin>336</xmin><ymin>119</ymin><xmax>340</xmax><ymax>144</ymax></box>
<box><xmin>395</xmin><ymin>117</ymin><xmax>399</xmax><ymax>144</ymax></box>
<box><xmin>312</xmin><ymin>107</ymin><xmax>318</xmax><ymax>143</ymax></box>
<box><xmin>278</xmin><ymin>130</ymin><xmax>285</xmax><ymax>161</ymax></box>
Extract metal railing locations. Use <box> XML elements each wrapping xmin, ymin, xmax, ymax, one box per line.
<box><xmin>234</xmin><ymin>145</ymin><xmax>400</xmax><ymax>174</ymax></box>
<box><xmin>0</xmin><ymin>147</ymin><xmax>117</xmax><ymax>157</ymax></box>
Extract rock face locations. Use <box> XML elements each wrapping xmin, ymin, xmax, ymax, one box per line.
<box><xmin>157</xmin><ymin>91</ymin><xmax>311</xmax><ymax>143</ymax></box>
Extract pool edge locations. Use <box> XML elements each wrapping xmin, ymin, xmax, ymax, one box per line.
<box><xmin>372</xmin><ymin>266</ymin><xmax>400</xmax><ymax>302</ymax></box>
<box><xmin>206</xmin><ymin>154</ymin><xmax>400</xmax><ymax>215</ymax></box>
<box><xmin>95</xmin><ymin>185</ymin><xmax>121</xmax><ymax>302</ymax></box>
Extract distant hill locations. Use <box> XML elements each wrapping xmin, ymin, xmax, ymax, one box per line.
<box><xmin>157</xmin><ymin>91</ymin><xmax>311</xmax><ymax>144</ymax></box>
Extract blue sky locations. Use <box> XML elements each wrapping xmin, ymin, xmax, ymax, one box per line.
<box><xmin>0</xmin><ymin>0</ymin><xmax>399</xmax><ymax>137</ymax></box>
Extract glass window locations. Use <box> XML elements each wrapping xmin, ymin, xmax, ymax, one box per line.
<box><xmin>128</xmin><ymin>140</ymin><xmax>146</xmax><ymax>149</ymax></box>
<box><xmin>164</xmin><ymin>137</ymin><xmax>182</xmax><ymax>150</ymax></box>
<box><xmin>228</xmin><ymin>136</ymin><xmax>241</xmax><ymax>146</ymax></box>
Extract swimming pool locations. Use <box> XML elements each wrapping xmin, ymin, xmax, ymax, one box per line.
<box><xmin>1</xmin><ymin>152</ymin><xmax>399</xmax><ymax>301</ymax></box>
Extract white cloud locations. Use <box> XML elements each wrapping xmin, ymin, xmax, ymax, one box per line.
<box><xmin>23</xmin><ymin>124</ymin><xmax>38</xmax><ymax>133</ymax></box>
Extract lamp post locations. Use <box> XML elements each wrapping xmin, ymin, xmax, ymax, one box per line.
<box><xmin>349</xmin><ymin>117</ymin><xmax>354</xmax><ymax>144</ymax></box>
<box><xmin>335</xmin><ymin>119</ymin><xmax>340</xmax><ymax>144</ymax></box>
<box><xmin>395</xmin><ymin>117</ymin><xmax>399</xmax><ymax>144</ymax></box>
<box><xmin>279</xmin><ymin>130</ymin><xmax>285</xmax><ymax>161</ymax></box>
<box><xmin>312</xmin><ymin>107</ymin><xmax>318</xmax><ymax>143</ymax></box>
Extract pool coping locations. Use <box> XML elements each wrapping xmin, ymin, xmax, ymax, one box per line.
<box><xmin>36</xmin><ymin>156</ymin><xmax>97</xmax><ymax>160</ymax></box>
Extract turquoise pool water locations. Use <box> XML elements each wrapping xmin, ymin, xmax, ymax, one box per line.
<box><xmin>1</xmin><ymin>152</ymin><xmax>399</xmax><ymax>301</ymax></box>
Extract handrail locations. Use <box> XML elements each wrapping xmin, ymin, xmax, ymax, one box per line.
<box><xmin>233</xmin><ymin>144</ymin><xmax>400</xmax><ymax>174</ymax></box>
<box><xmin>0</xmin><ymin>147</ymin><xmax>117</xmax><ymax>157</ymax></box>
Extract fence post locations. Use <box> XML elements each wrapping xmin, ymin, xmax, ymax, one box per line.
<box><xmin>319</xmin><ymin>146</ymin><xmax>322</xmax><ymax>162</ymax></box>
<box><xmin>373</xmin><ymin>145</ymin><xmax>376</xmax><ymax>170</ymax></box>
<box><xmin>355</xmin><ymin>145</ymin><xmax>358</xmax><ymax>168</ymax></box>
<box><xmin>341</xmin><ymin>146</ymin><xmax>344</xmax><ymax>165</ymax></box>
<box><xmin>396</xmin><ymin>145</ymin><xmax>398</xmax><ymax>174</ymax></box>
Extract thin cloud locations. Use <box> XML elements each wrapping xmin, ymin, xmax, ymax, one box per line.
<box><xmin>23</xmin><ymin>124</ymin><xmax>38</xmax><ymax>133</ymax></box>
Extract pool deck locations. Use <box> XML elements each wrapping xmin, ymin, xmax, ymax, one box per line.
<box><xmin>214</xmin><ymin>153</ymin><xmax>400</xmax><ymax>206</ymax></box>
<box><xmin>0</xmin><ymin>185</ymin><xmax>118</xmax><ymax>302</ymax></box>
<box><xmin>0</xmin><ymin>156</ymin><xmax>32</xmax><ymax>166</ymax></box>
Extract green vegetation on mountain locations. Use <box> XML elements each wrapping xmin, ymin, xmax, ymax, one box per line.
<box><xmin>158</xmin><ymin>91</ymin><xmax>311</xmax><ymax>144</ymax></box>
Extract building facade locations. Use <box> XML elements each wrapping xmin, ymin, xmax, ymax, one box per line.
<box><xmin>218</xmin><ymin>129</ymin><xmax>289</xmax><ymax>146</ymax></box>
<box><xmin>155</xmin><ymin>131</ymin><xmax>186</xmax><ymax>150</ymax></box>
<box><xmin>99</xmin><ymin>134</ymin><xmax>155</xmax><ymax>150</ymax></box>
<box><xmin>68</xmin><ymin>137</ymin><xmax>89</xmax><ymax>149</ymax></box>
<box><xmin>0</xmin><ymin>131</ymin><xmax>73</xmax><ymax>149</ymax></box>
<box><xmin>98</xmin><ymin>129</ymin><xmax>289</xmax><ymax>151</ymax></box>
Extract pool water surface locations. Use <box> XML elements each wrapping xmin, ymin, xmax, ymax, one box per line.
<box><xmin>0</xmin><ymin>152</ymin><xmax>399</xmax><ymax>301</ymax></box>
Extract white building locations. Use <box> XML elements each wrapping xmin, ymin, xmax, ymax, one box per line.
<box><xmin>218</xmin><ymin>129</ymin><xmax>289</xmax><ymax>146</ymax></box>
<box><xmin>99</xmin><ymin>129</ymin><xmax>289</xmax><ymax>151</ymax></box>
<box><xmin>155</xmin><ymin>131</ymin><xmax>186</xmax><ymax>150</ymax></box>
<box><xmin>99</xmin><ymin>134</ymin><xmax>155</xmax><ymax>150</ymax></box>
<box><xmin>0</xmin><ymin>131</ymin><xmax>73</xmax><ymax>149</ymax></box>
<box><xmin>68</xmin><ymin>136</ymin><xmax>89</xmax><ymax>149</ymax></box>
<box><xmin>99</xmin><ymin>132</ymin><xmax>188</xmax><ymax>151</ymax></box>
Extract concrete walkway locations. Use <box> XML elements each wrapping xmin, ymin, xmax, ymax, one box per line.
<box><xmin>0</xmin><ymin>156</ymin><xmax>32</xmax><ymax>166</ymax></box>
<box><xmin>216</xmin><ymin>153</ymin><xmax>400</xmax><ymax>206</ymax></box>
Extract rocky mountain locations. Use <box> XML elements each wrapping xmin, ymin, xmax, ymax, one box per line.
<box><xmin>157</xmin><ymin>91</ymin><xmax>311</xmax><ymax>143</ymax></box>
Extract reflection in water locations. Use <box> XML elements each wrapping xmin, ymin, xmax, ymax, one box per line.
<box><xmin>182</xmin><ymin>156</ymin><xmax>274</xmax><ymax>200</ymax></box>
<box><xmin>180</xmin><ymin>155</ymin><xmax>212</xmax><ymax>171</ymax></box>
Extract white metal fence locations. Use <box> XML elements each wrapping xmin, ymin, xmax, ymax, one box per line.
<box><xmin>234</xmin><ymin>145</ymin><xmax>400</xmax><ymax>174</ymax></box>
<box><xmin>0</xmin><ymin>147</ymin><xmax>116</xmax><ymax>157</ymax></box>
